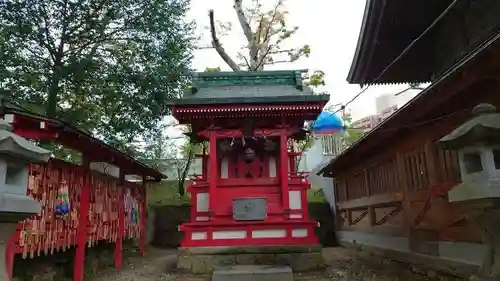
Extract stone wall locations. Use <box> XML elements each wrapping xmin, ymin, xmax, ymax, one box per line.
<box><xmin>152</xmin><ymin>202</ymin><xmax>337</xmax><ymax>248</ymax></box>
<box><xmin>152</xmin><ymin>205</ymin><xmax>190</xmax><ymax>248</ymax></box>
<box><xmin>309</xmin><ymin>202</ymin><xmax>338</xmax><ymax>246</ymax></box>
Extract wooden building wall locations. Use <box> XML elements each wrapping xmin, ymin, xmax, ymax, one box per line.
<box><xmin>331</xmin><ymin>42</ymin><xmax>500</xmax><ymax>275</ymax></box>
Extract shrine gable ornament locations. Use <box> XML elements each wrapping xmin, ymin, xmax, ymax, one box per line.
<box><xmin>437</xmin><ymin>103</ymin><xmax>500</xmax><ymax>202</ymax></box>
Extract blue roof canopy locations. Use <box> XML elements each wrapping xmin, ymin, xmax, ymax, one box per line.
<box><xmin>312</xmin><ymin>111</ymin><xmax>345</xmax><ymax>135</ymax></box>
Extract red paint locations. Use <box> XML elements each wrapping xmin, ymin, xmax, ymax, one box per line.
<box><xmin>114</xmin><ymin>177</ymin><xmax>125</xmax><ymax>269</ymax></box>
<box><xmin>124</xmin><ymin>183</ymin><xmax>142</xmax><ymax>240</ymax></box>
<box><xmin>180</xmin><ymin>220</ymin><xmax>318</xmax><ymax>247</ymax></box>
<box><xmin>200</xmin><ymin>154</ymin><xmax>208</xmax><ymax>180</ymax></box>
<box><xmin>208</xmin><ymin>132</ymin><xmax>218</xmax><ymax>218</ymax></box>
<box><xmin>74</xmin><ymin>170</ymin><xmax>90</xmax><ymax>281</ymax></box>
<box><xmin>13</xmin><ymin>128</ymin><xmax>58</xmax><ymax>140</ymax></box>
<box><xmin>8</xmin><ymin>110</ymin><xmax>164</xmax><ymax>181</ymax></box>
<box><xmin>199</xmin><ymin>128</ymin><xmax>297</xmax><ymax>138</ymax></box>
<box><xmin>173</xmin><ymin>96</ymin><xmax>326</xmax><ymax>248</ymax></box>
<box><xmin>280</xmin><ymin>133</ymin><xmax>290</xmax><ymax>214</ymax></box>
<box><xmin>173</xmin><ymin>103</ymin><xmax>325</xmax><ymax>115</ymax></box>
<box><xmin>5</xmin><ymin>110</ymin><xmax>163</xmax><ymax>280</ymax></box>
<box><xmin>179</xmin><ymin>129</ymin><xmax>321</xmax><ymax>248</ymax></box>
<box><xmin>139</xmin><ymin>182</ymin><xmax>147</xmax><ymax>256</ymax></box>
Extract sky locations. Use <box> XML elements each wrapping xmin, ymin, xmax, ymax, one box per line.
<box><xmin>165</xmin><ymin>0</ymin><xmax>421</xmax><ymax>138</ymax></box>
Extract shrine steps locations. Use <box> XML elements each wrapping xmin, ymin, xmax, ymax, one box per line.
<box><xmin>212</xmin><ymin>265</ymin><xmax>293</xmax><ymax>281</ymax></box>
<box><xmin>177</xmin><ymin>244</ymin><xmax>324</xmax><ymax>274</ymax></box>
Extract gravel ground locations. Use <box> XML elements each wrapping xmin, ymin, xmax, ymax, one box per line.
<box><xmin>89</xmin><ymin>247</ymin><xmax>466</xmax><ymax>281</ymax></box>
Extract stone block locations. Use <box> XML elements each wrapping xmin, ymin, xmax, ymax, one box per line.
<box><xmin>212</xmin><ymin>265</ymin><xmax>293</xmax><ymax>281</ymax></box>
<box><xmin>177</xmin><ymin>245</ymin><xmax>324</xmax><ymax>274</ymax></box>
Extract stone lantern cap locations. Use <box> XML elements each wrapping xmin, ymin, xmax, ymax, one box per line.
<box><xmin>437</xmin><ymin>103</ymin><xmax>500</xmax><ymax>150</ymax></box>
<box><xmin>0</xmin><ymin>118</ymin><xmax>50</xmax><ymax>162</ymax></box>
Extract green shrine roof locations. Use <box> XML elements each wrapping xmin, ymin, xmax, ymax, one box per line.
<box><xmin>171</xmin><ymin>70</ymin><xmax>329</xmax><ymax>106</ymax></box>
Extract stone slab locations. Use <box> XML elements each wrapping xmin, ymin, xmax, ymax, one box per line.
<box><xmin>177</xmin><ymin>245</ymin><xmax>324</xmax><ymax>274</ymax></box>
<box><xmin>179</xmin><ymin>244</ymin><xmax>322</xmax><ymax>255</ymax></box>
<box><xmin>212</xmin><ymin>265</ymin><xmax>293</xmax><ymax>281</ymax></box>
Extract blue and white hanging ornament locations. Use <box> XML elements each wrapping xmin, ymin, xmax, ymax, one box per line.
<box><xmin>311</xmin><ymin>107</ymin><xmax>346</xmax><ymax>135</ymax></box>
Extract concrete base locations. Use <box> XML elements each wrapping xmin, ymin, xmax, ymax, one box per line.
<box><xmin>177</xmin><ymin>245</ymin><xmax>324</xmax><ymax>274</ymax></box>
<box><xmin>337</xmin><ymin>230</ymin><xmax>484</xmax><ymax>278</ymax></box>
<box><xmin>212</xmin><ymin>265</ymin><xmax>293</xmax><ymax>281</ymax></box>
<box><xmin>0</xmin><ymin>223</ymin><xmax>16</xmax><ymax>281</ymax></box>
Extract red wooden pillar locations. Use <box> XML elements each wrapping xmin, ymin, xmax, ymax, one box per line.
<box><xmin>74</xmin><ymin>162</ymin><xmax>91</xmax><ymax>281</ymax></box>
<box><xmin>208</xmin><ymin>132</ymin><xmax>218</xmax><ymax>218</ymax></box>
<box><xmin>139</xmin><ymin>179</ymin><xmax>147</xmax><ymax>256</ymax></box>
<box><xmin>288</xmin><ymin>153</ymin><xmax>297</xmax><ymax>174</ymax></box>
<box><xmin>114</xmin><ymin>173</ymin><xmax>125</xmax><ymax>269</ymax></box>
<box><xmin>280</xmin><ymin>132</ymin><xmax>290</xmax><ymax>213</ymax></box>
<box><xmin>201</xmin><ymin>145</ymin><xmax>208</xmax><ymax>179</ymax></box>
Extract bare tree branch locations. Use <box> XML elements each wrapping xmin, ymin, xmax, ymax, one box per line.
<box><xmin>238</xmin><ymin>52</ymin><xmax>251</xmax><ymax>69</ymax></box>
<box><xmin>195</xmin><ymin>44</ymin><xmax>214</xmax><ymax>50</ymax></box>
<box><xmin>254</xmin><ymin>1</ymin><xmax>282</xmax><ymax>70</ymax></box>
<box><xmin>246</xmin><ymin>0</ymin><xmax>260</xmax><ymax>27</ymax></box>
<box><xmin>233</xmin><ymin>0</ymin><xmax>253</xmax><ymax>43</ymax></box>
<box><xmin>209</xmin><ymin>9</ymin><xmax>241</xmax><ymax>72</ymax></box>
<box><xmin>268</xmin><ymin>49</ymin><xmax>293</xmax><ymax>54</ymax></box>
<box><xmin>263</xmin><ymin>59</ymin><xmax>289</xmax><ymax>65</ymax></box>
<box><xmin>250</xmin><ymin>14</ymin><xmax>265</xmax><ymax>69</ymax></box>
<box><xmin>254</xmin><ymin>45</ymin><xmax>272</xmax><ymax>70</ymax></box>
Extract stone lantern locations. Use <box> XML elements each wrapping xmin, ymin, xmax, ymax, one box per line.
<box><xmin>0</xmin><ymin>118</ymin><xmax>50</xmax><ymax>281</ymax></box>
<box><xmin>437</xmin><ymin>103</ymin><xmax>500</xmax><ymax>281</ymax></box>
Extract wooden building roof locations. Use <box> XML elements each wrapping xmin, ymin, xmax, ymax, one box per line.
<box><xmin>170</xmin><ymin>70</ymin><xmax>329</xmax><ymax>132</ymax></box>
<box><xmin>320</xmin><ymin>33</ymin><xmax>500</xmax><ymax>176</ymax></box>
<box><xmin>4</xmin><ymin>106</ymin><xmax>166</xmax><ymax>181</ymax></box>
<box><xmin>170</xmin><ymin>70</ymin><xmax>330</xmax><ymax>106</ymax></box>
<box><xmin>347</xmin><ymin>0</ymin><xmax>455</xmax><ymax>85</ymax></box>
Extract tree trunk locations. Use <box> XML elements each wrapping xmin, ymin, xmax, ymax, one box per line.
<box><xmin>46</xmin><ymin>66</ymin><xmax>62</xmax><ymax>118</ymax></box>
<box><xmin>209</xmin><ymin>10</ymin><xmax>241</xmax><ymax>72</ymax></box>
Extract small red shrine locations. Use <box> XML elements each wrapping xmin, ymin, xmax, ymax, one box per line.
<box><xmin>172</xmin><ymin>70</ymin><xmax>329</xmax><ymax>247</ymax></box>
<box><xmin>2</xmin><ymin>107</ymin><xmax>165</xmax><ymax>281</ymax></box>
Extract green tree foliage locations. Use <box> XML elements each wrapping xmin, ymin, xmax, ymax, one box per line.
<box><xmin>204</xmin><ymin>67</ymin><xmax>221</xmax><ymax>72</ymax></box>
<box><xmin>341</xmin><ymin>110</ymin><xmax>364</xmax><ymax>149</ymax></box>
<box><xmin>140</xmin><ymin>125</ymin><xmax>173</xmax><ymax>172</ymax></box>
<box><xmin>0</xmin><ymin>0</ymin><xmax>195</xmax><ymax>150</ymax></box>
<box><xmin>175</xmin><ymin>139</ymin><xmax>204</xmax><ymax>195</ymax></box>
<box><xmin>303</xmin><ymin>70</ymin><xmax>325</xmax><ymax>89</ymax></box>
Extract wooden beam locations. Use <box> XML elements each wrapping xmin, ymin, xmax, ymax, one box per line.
<box><xmin>351</xmin><ymin>211</ymin><xmax>368</xmax><ymax>225</ymax></box>
<box><xmin>13</xmin><ymin>128</ymin><xmax>59</xmax><ymax>140</ymax></box>
<box><xmin>424</xmin><ymin>141</ymin><xmax>438</xmax><ymax>186</ymax></box>
<box><xmin>337</xmin><ymin>192</ymin><xmax>402</xmax><ymax>210</ymax></box>
<box><xmin>363</xmin><ymin>169</ymin><xmax>370</xmax><ymax>197</ymax></box>
<box><xmin>74</xmin><ymin>158</ymin><xmax>91</xmax><ymax>281</ymax></box>
<box><xmin>208</xmin><ymin>132</ymin><xmax>218</xmax><ymax>218</ymax></box>
<box><xmin>114</xmin><ymin>172</ymin><xmax>125</xmax><ymax>269</ymax></box>
<box><xmin>397</xmin><ymin>152</ymin><xmax>412</xmax><ymax>238</ymax></box>
<box><xmin>339</xmin><ymin>225</ymin><xmax>405</xmax><ymax>237</ymax></box>
<box><xmin>280</xmin><ymin>131</ymin><xmax>290</xmax><ymax>215</ymax></box>
<box><xmin>375</xmin><ymin>205</ymin><xmax>402</xmax><ymax>225</ymax></box>
<box><xmin>139</xmin><ymin>179</ymin><xmax>147</xmax><ymax>256</ymax></box>
<box><xmin>198</xmin><ymin>127</ymin><xmax>298</xmax><ymax>138</ymax></box>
